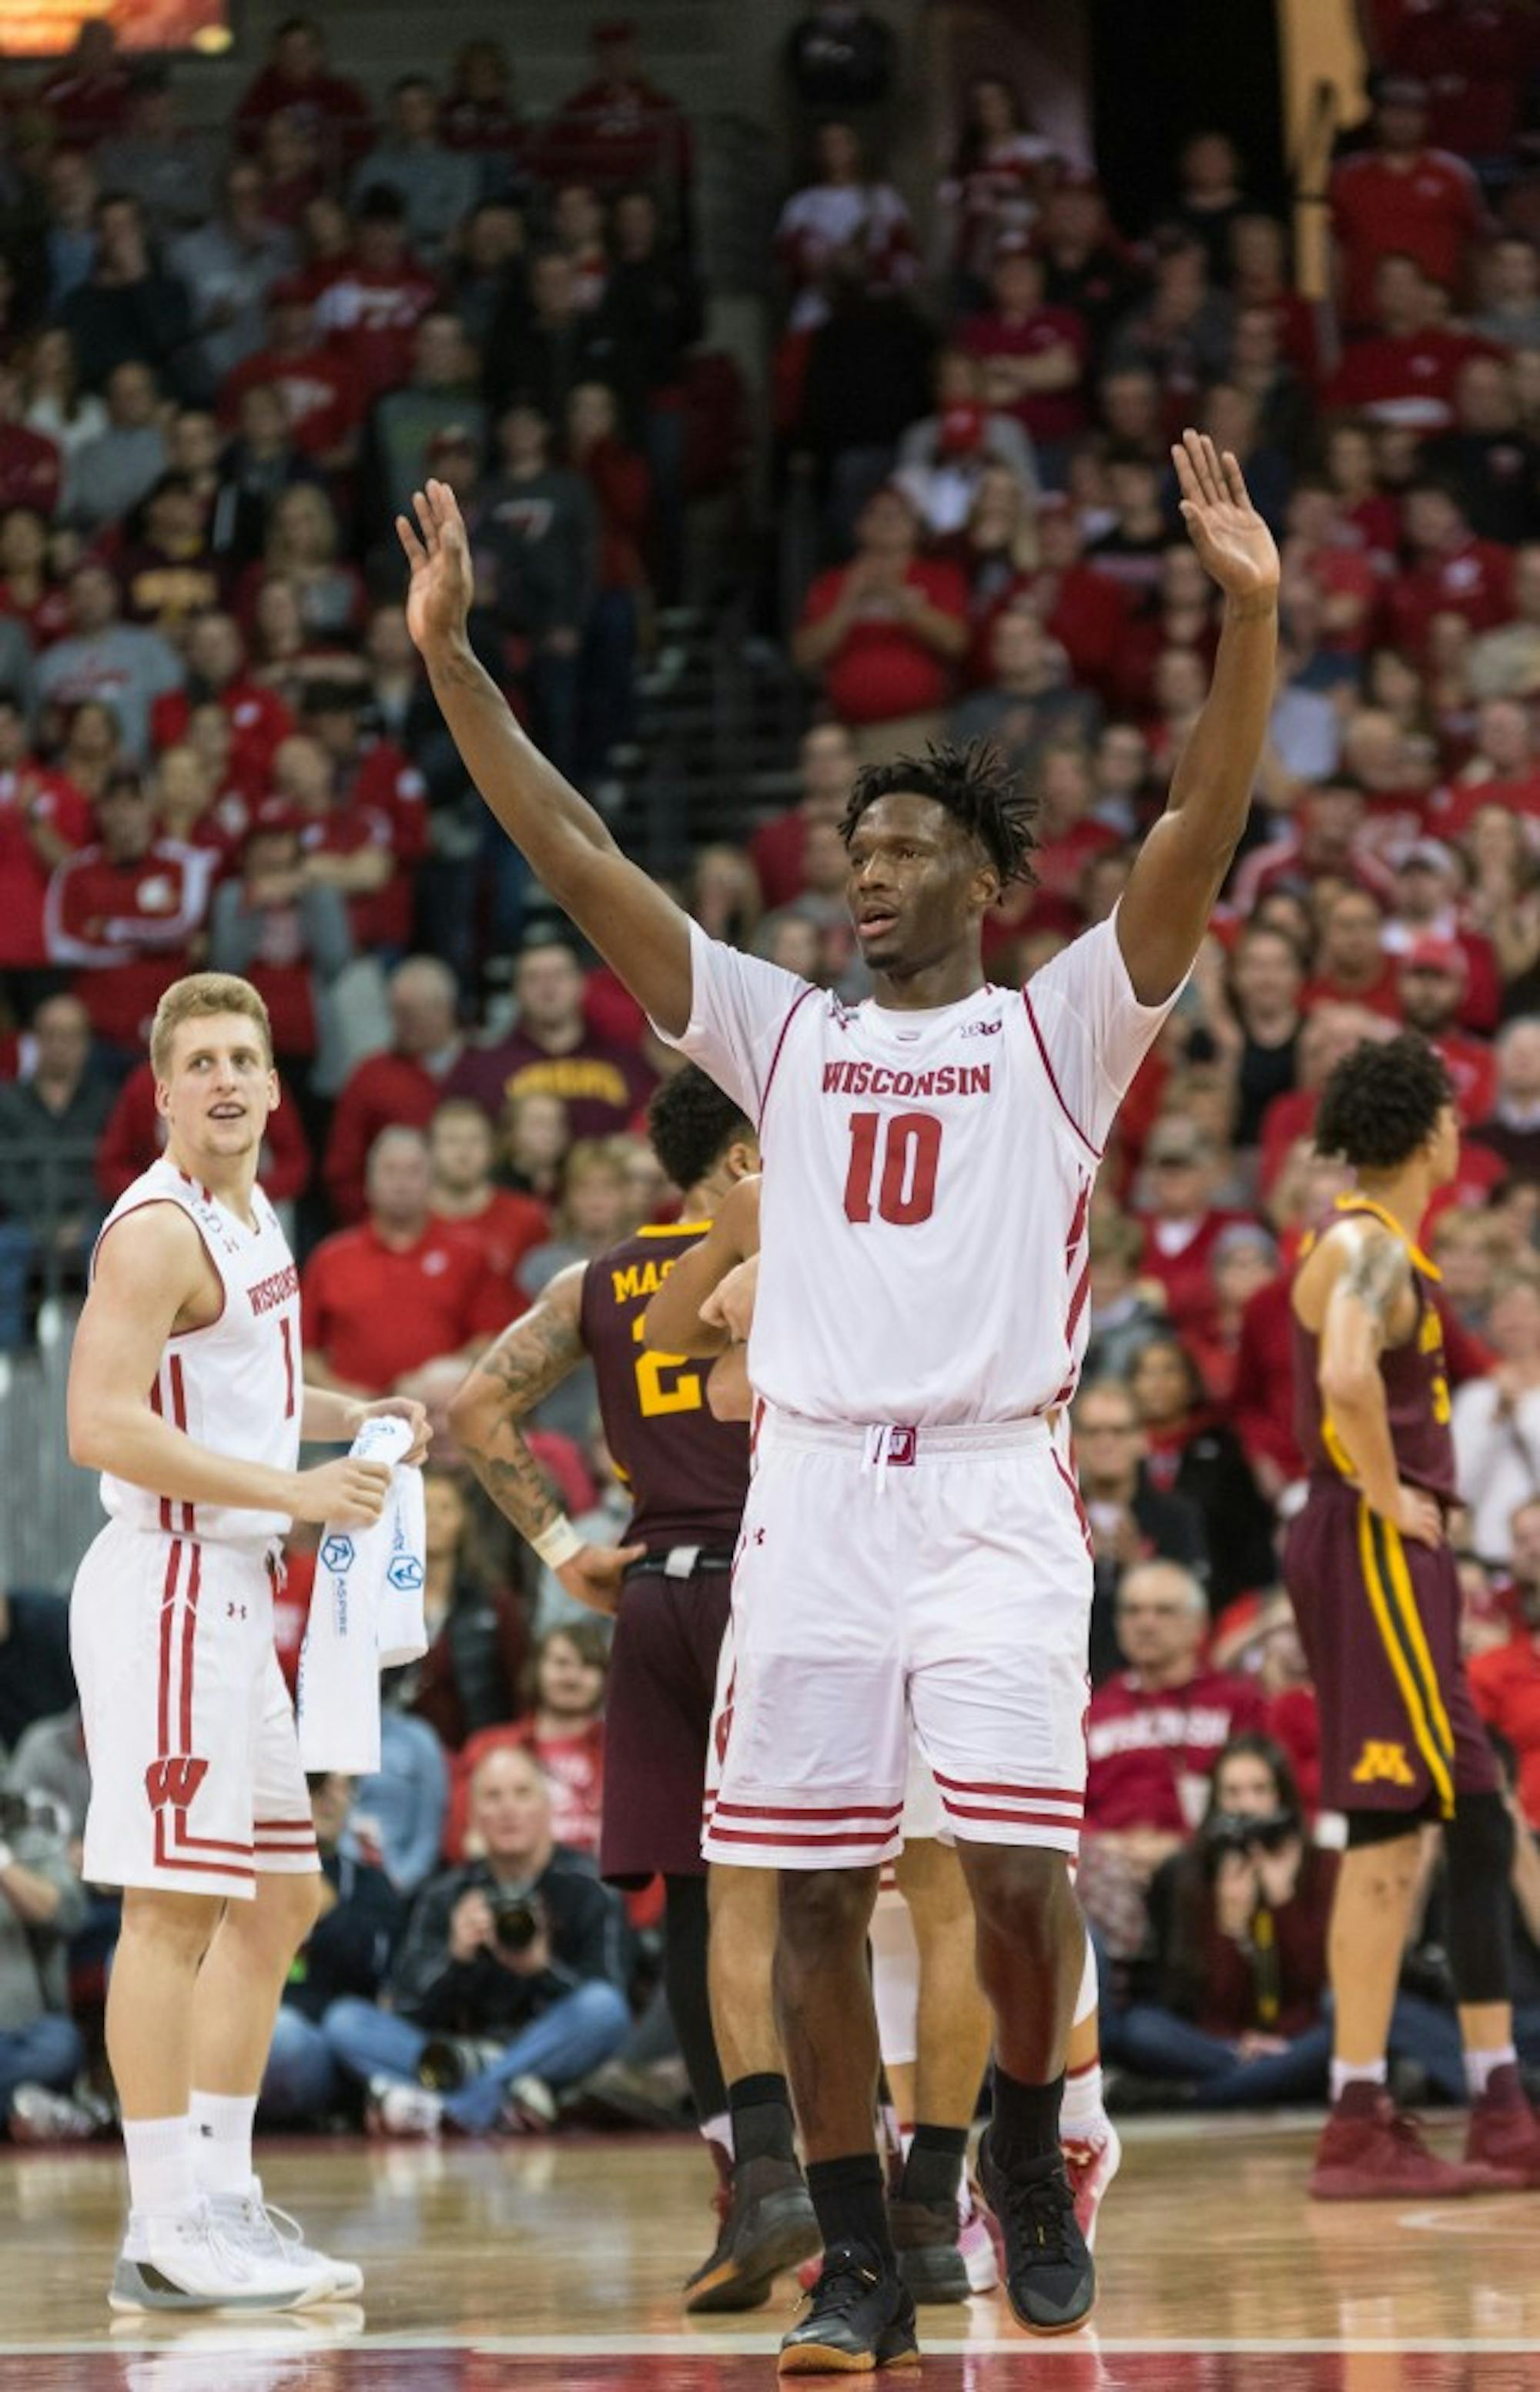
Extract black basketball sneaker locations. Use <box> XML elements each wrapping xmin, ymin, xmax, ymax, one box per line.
<box><xmin>778</xmin><ymin>2241</ymin><xmax>919</xmax><ymax>2374</ymax></box>
<box><xmin>976</xmin><ymin>2132</ymin><xmax>1095</xmax><ymax>2335</ymax></box>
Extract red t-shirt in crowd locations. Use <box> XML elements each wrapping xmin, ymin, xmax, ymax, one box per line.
<box><xmin>1326</xmin><ymin>328</ymin><xmax>1501</xmax><ymax>427</ymax></box>
<box><xmin>234</xmin><ymin>65</ymin><xmax>374</xmax><ymax>168</ymax></box>
<box><xmin>219</xmin><ymin>343</ymin><xmax>364</xmax><ymax>461</ymax></box>
<box><xmin>434</xmin><ymin>1189</ymin><xmax>551</xmax><ymax>1281</ymax></box>
<box><xmin>1386</xmin><ymin>2</ymin><xmax>1540</xmax><ymax>162</ymax></box>
<box><xmin>751</xmin><ymin>809</ymin><xmax>811</xmax><ymax>910</ymax></box>
<box><xmin>1384</xmin><ymin>536</ymin><xmax>1514</xmax><ymax>662</ymax></box>
<box><xmin>959</xmin><ymin>303</ymin><xmax>1090</xmax><ymax>445</ymax></box>
<box><xmin>0</xmin><ymin>765</ymin><xmax>91</xmax><ymax>968</ymax></box>
<box><xmin>44</xmin><ymin>840</ymin><xmax>214</xmax><ymax>1047</ymax></box>
<box><xmin>1301</xmin><ymin>960</ymin><xmax>1401</xmax><ymax>1020</ymax></box>
<box><xmin>310</xmin><ymin>255</ymin><xmax>440</xmax><ymax>404</ymax></box>
<box><xmin>798</xmin><ymin>558</ymin><xmax>970</xmax><ymax>726</ymax></box>
<box><xmin>152</xmin><ymin>681</ymin><xmax>296</xmax><ymax>792</ymax></box>
<box><xmin>323</xmin><ymin>1049</ymin><xmax>453</xmax><ymax>1223</ymax></box>
<box><xmin>300</xmin><ymin>1217</ymin><xmax>523</xmax><ymax>1395</ymax></box>
<box><xmin>1085</xmin><ymin>1668</ymin><xmax>1269</xmax><ymax>1835</ymax></box>
<box><xmin>1429</xmin><ymin>1027</ymin><xmax>1498</xmax><ymax>1126</ymax></box>
<box><xmin>1330</xmin><ymin>146</ymin><xmax>1484</xmax><ymax>325</ymax></box>
<box><xmin>1470</xmin><ymin>1631</ymin><xmax>1540</xmax><ymax>1828</ymax></box>
<box><xmin>0</xmin><ymin>422</ymin><xmax>61</xmax><ymax>517</ymax></box>
<box><xmin>1137</xmin><ymin>1208</ymin><xmax>1245</xmax><ymax>1346</ymax></box>
<box><xmin>335</xmin><ymin>739</ymin><xmax>428</xmax><ymax>949</ymax></box>
<box><xmin>1429</xmin><ymin>769</ymin><xmax>1540</xmax><ymax>840</ymax></box>
<box><xmin>95</xmin><ymin>1060</ymin><xmax>312</xmax><ymax>1205</ymax></box>
<box><xmin>444</xmin><ymin>1717</ymin><xmax>605</xmax><ymax>1861</ymax></box>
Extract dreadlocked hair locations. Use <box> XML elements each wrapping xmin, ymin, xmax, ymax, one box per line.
<box><xmin>1314</xmin><ymin>1031</ymin><xmax>1453</xmax><ymax>1172</ymax></box>
<box><xmin>839</xmin><ymin>738</ymin><xmax>1040</xmax><ymax>888</ymax></box>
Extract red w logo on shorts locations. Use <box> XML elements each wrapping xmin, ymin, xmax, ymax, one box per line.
<box><xmin>144</xmin><ymin>1755</ymin><xmax>209</xmax><ymax>1811</ymax></box>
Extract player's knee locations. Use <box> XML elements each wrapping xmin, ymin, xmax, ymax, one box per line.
<box><xmin>251</xmin><ymin>1868</ymin><xmax>327</xmax><ymax>1955</ymax></box>
<box><xmin>778</xmin><ymin>1867</ymin><xmax>877</xmax><ymax>1958</ymax></box>
<box><xmin>1343</xmin><ymin>1812</ymin><xmax>1424</xmax><ymax>1901</ymax></box>
<box><xmin>963</xmin><ymin>1844</ymin><xmax>1073</xmax><ymax>1944</ymax></box>
<box><xmin>119</xmin><ymin>1887</ymin><xmax>223</xmax><ymax>1968</ymax></box>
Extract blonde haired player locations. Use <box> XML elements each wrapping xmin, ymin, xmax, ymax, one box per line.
<box><xmin>67</xmin><ymin>973</ymin><xmax>427</xmax><ymax>2312</ymax></box>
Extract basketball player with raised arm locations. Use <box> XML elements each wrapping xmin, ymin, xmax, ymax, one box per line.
<box><xmin>399</xmin><ymin>430</ymin><xmax>1277</xmax><ymax>2370</ymax></box>
<box><xmin>1287</xmin><ymin>1032</ymin><xmax>1540</xmax><ymax>2199</ymax></box>
<box><xmin>66</xmin><ymin>973</ymin><xmax>428</xmax><ymax>2313</ymax></box>
<box><xmin>447</xmin><ymin>1067</ymin><xmax>820</xmax><ymax>2313</ymax></box>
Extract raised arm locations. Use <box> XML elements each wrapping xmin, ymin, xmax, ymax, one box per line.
<box><xmin>398</xmin><ymin>481</ymin><xmax>694</xmax><ymax>1036</ymax></box>
<box><xmin>1312</xmin><ymin>1223</ymin><xmax>1441</xmax><ymax>1548</ymax></box>
<box><xmin>447</xmin><ymin>1265</ymin><xmax>643</xmax><ymax>1617</ymax></box>
<box><xmin>641</xmin><ymin>1177</ymin><xmax>762</xmax><ymax>1358</ymax></box>
<box><xmin>1116</xmin><ymin>430</ymin><xmax>1280</xmax><ymax>1004</ymax></box>
<box><xmin>69</xmin><ymin>1206</ymin><xmax>390</xmax><ymax>1529</ymax></box>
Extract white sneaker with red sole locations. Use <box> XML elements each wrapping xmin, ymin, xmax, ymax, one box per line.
<box><xmin>1062</xmin><ymin>2123</ymin><xmax>1122</xmax><ymax>2250</ymax></box>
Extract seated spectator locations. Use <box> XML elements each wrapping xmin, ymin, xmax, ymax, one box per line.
<box><xmin>896</xmin><ymin>350</ymin><xmax>1038</xmax><ymax>539</ymax></box>
<box><xmin>241</xmin><ymin>485</ymin><xmax>366</xmax><ymax>650</ymax></box>
<box><xmin>35</xmin><ymin>561</ymin><xmax>182</xmax><ymax>767</ymax></box>
<box><xmin>1206</xmin><ymin>920</ymin><xmax>1304</xmax><ymax>1151</ymax></box>
<box><xmin>60</xmin><ymin>191</ymin><xmax>193</xmax><ymax>402</ymax></box>
<box><xmin>1128</xmin><ymin>1333</ymin><xmax>1278</xmax><ymax>1607</ymax></box>
<box><xmin>448</xmin><ymin>939</ymin><xmax>654</xmax><ymax>1144</ymax></box>
<box><xmin>1425</xmin><ymin>354</ymin><xmax>1540</xmax><ymax>544</ymax></box>
<box><xmin>1471</xmin><ymin>1501</ymin><xmax>1540</xmax><ymax>1825</ymax></box>
<box><xmin>792</xmin><ymin>483</ymin><xmax>969</xmax><ymax>752</ymax></box>
<box><xmin>39</xmin><ymin>20</ymin><xmax>132</xmax><ymax>152</ymax></box>
<box><xmin>1230</xmin><ymin>781</ymin><xmax>1393</xmax><ymax>913</ymax></box>
<box><xmin>0</xmin><ymin>699</ymin><xmax>92</xmax><ymax>988</ymax></box>
<box><xmin>563</xmin><ymin>380</ymin><xmax>648</xmax><ymax>776</ymax></box>
<box><xmin>1434</xmin><ymin>696</ymin><xmax>1540</xmax><ymax>841</ymax></box>
<box><xmin>219</xmin><ymin>282</ymin><xmax>363</xmax><ymax>474</ymax></box>
<box><xmin>234</xmin><ymin>13</ymin><xmax>373</xmax><ymax>181</ymax></box>
<box><xmin>750</xmin><ymin>722</ymin><xmax>857</xmax><ymax>910</ymax></box>
<box><xmin>1476</xmin><ymin>233</ymin><xmax>1540</xmax><ymax>350</ymax></box>
<box><xmin>324</xmin><ymin>1744</ymin><xmax>629</xmax><ymax>2137</ymax></box>
<box><xmin>372</xmin><ymin>312</ymin><xmax>488</xmax><ymax>530</ymax></box>
<box><xmin>302</xmin><ymin>1125</ymin><xmax>520</xmax><ymax>1398</ymax></box>
<box><xmin>551</xmin><ymin>181</ymin><xmax>611</xmax><ymax>317</ymax></box>
<box><xmin>450</xmin><ymin>1621</ymin><xmax>610</xmax><ymax>1861</ymax></box>
<box><xmin>518</xmin><ymin>1141</ymin><xmax>632</xmax><ymax>1303</ymax></box>
<box><xmin>430</xmin><ymin>1097</ymin><xmax>548</xmax><ymax>1279</ymax></box>
<box><xmin>295</xmin><ymin>682</ymin><xmax>427</xmax><ymax>953</ymax></box>
<box><xmin>1074</xmin><ymin>1378</ymin><xmax>1209</xmax><ymax>1686</ymax></box>
<box><xmin>149</xmin><ymin>611</ymin><xmax>293</xmax><ymax>798</ymax></box>
<box><xmin>959</xmin><ymin>237</ymin><xmax>1089</xmax><ymax>477</ymax></box>
<box><xmin>1106</xmin><ymin>1734</ymin><xmax>1334</xmax><ymax>2108</ymax></box>
<box><xmin>208</xmin><ymin>812</ymin><xmax>353</xmax><ymax>1085</ymax></box>
<box><xmin>1396</xmin><ymin>937</ymin><xmax>1498</xmax><ymax>1124</ymax></box>
<box><xmin>1452</xmin><ymin>1266</ymin><xmax>1540</xmax><ymax>1563</ymax></box>
<box><xmin>95</xmin><ymin>1052</ymin><xmax>311</xmax><ymax>1210</ymax></box>
<box><xmin>1134</xmin><ymin>1121</ymin><xmax>1244</xmax><ymax>1347</ymax></box>
<box><xmin>117</xmin><ymin>474</ymin><xmax>224</xmax><ymax>635</ymax></box>
<box><xmin>311</xmin><ymin>186</ymin><xmax>438</xmax><ymax>407</ymax></box>
<box><xmin>1384</xmin><ymin>479</ymin><xmax>1514</xmax><ymax>666</ymax></box>
<box><xmin>948</xmin><ymin>609</ymin><xmax>1099</xmax><ymax>782</ymax></box>
<box><xmin>939</xmin><ymin>74</ymin><xmax>1056</xmax><ymax>298</ymax></box>
<box><xmin>346</xmin><ymin>1699</ymin><xmax>449</xmax><ymax>1898</ymax></box>
<box><xmin>595</xmin><ymin>187</ymin><xmax>700</xmax><ymax>599</ymax></box>
<box><xmin>404</xmin><ymin>1469</ymin><xmax>531</xmax><ymax>1754</ymax></box>
<box><xmin>259</xmin><ymin>1771</ymin><xmax>407</xmax><ymax>2127</ymax></box>
<box><xmin>0</xmin><ymin>1765</ymin><xmax>89</xmax><ymax>2144</ymax></box>
<box><xmin>353</xmin><ymin>76</ymin><xmax>480</xmax><ymax>268</ymax></box>
<box><xmin>1088</xmin><ymin>451</ymin><xmax>1173</xmax><ymax>605</ymax></box>
<box><xmin>168</xmin><ymin>156</ymin><xmax>297</xmax><ymax>396</ymax></box>
<box><xmin>1327</xmin><ymin>253</ymin><xmax>1497</xmax><ymax>431</ymax></box>
<box><xmin>1329</xmin><ymin>76</ymin><xmax>1484</xmax><ymax>332</ymax></box>
<box><xmin>1230</xmin><ymin>212</ymin><xmax>1320</xmax><ymax>387</ymax></box>
<box><xmin>1104</xmin><ymin>230</ymin><xmax>1233</xmax><ymax>431</ymax></box>
<box><xmin>95</xmin><ymin>66</ymin><xmax>219</xmax><ymax>248</ymax></box>
<box><xmin>472</xmin><ymin>398</ymin><xmax>599</xmax><ymax>781</ymax></box>
<box><xmin>43</xmin><ymin>772</ymin><xmax>213</xmax><ymax>1054</ymax></box>
<box><xmin>1082</xmin><ymin>1208</ymin><xmax>1168</xmax><ymax>1385</ymax></box>
<box><xmin>0</xmin><ymin>505</ymin><xmax>70</xmax><ymax>658</ymax></box>
<box><xmin>793</xmin><ymin>251</ymin><xmax>938</xmax><ymax>551</ymax></box>
<box><xmin>1304</xmin><ymin>887</ymin><xmax>1398</xmax><ymax>1017</ymax></box>
<box><xmin>504</xmin><ymin>1090</ymin><xmax>571</xmax><ymax>1205</ymax></box>
<box><xmin>1475</xmin><ymin>1020</ymin><xmax>1540</xmax><ymax>1184</ymax></box>
<box><xmin>0</xmin><ymin>365</ymin><xmax>63</xmax><ymax>523</ymax></box>
<box><xmin>538</xmin><ymin>17</ymin><xmax>692</xmax><ymax>209</ymax></box>
<box><xmin>253</xmin><ymin>106</ymin><xmax>327</xmax><ymax>233</ymax></box>
<box><xmin>0</xmin><ymin>994</ymin><xmax>113</xmax><ymax>1308</ymax></box>
<box><xmin>1041</xmin><ymin>179</ymin><xmax>1143</xmax><ymax>362</ymax></box>
<box><xmin>441</xmin><ymin>39</ymin><xmax>531</xmax><ymax>190</ymax></box>
<box><xmin>775</xmin><ymin>119</ymin><xmax>918</xmax><ymax>338</ymax></box>
<box><xmin>324</xmin><ymin>953</ymin><xmax>465</xmax><ymax>1222</ymax></box>
<box><xmin>65</xmin><ymin>358</ymin><xmax>169</xmax><ymax>536</ymax></box>
<box><xmin>1192</xmin><ymin>1221</ymin><xmax>1281</xmax><ymax>1406</ymax></box>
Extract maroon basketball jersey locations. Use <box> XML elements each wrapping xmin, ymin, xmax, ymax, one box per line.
<box><xmin>579</xmin><ymin>1224</ymin><xmax>749</xmax><ymax>1549</ymax></box>
<box><xmin>1291</xmin><ymin>1198</ymin><xmax>1458</xmax><ymax>1501</ymax></box>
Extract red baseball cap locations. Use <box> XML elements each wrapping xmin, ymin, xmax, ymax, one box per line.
<box><xmin>1401</xmin><ymin>933</ymin><xmax>1466</xmax><ymax>977</ymax></box>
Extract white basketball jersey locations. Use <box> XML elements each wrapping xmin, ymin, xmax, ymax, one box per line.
<box><xmin>664</xmin><ymin>914</ymin><xmax>1182</xmax><ymax>1425</ymax></box>
<box><xmin>92</xmin><ymin>1158</ymin><xmax>303</xmax><ymax>1545</ymax></box>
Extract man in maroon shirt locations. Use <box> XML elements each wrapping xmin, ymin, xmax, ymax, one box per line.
<box><xmin>959</xmin><ymin>238</ymin><xmax>1089</xmax><ymax>462</ymax></box>
<box><xmin>323</xmin><ymin>953</ymin><xmax>464</xmax><ymax>1222</ymax></box>
<box><xmin>448</xmin><ymin>937</ymin><xmax>654</xmax><ymax>1139</ymax></box>
<box><xmin>1084</xmin><ymin>1560</ymin><xmax>1267</xmax><ymax>1866</ymax></box>
<box><xmin>303</xmin><ymin>1124</ymin><xmax>519</xmax><ymax>1399</ymax></box>
<box><xmin>310</xmin><ymin>187</ymin><xmax>438</xmax><ymax>407</ymax></box>
<box><xmin>539</xmin><ymin>18</ymin><xmax>693</xmax><ymax>206</ymax></box>
<box><xmin>235</xmin><ymin>14</ymin><xmax>373</xmax><ymax>179</ymax></box>
<box><xmin>1330</xmin><ymin>76</ymin><xmax>1485</xmax><ymax>329</ymax></box>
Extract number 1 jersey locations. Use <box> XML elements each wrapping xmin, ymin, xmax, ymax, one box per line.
<box><xmin>659</xmin><ymin>914</ymin><xmax>1183</xmax><ymax>1426</ymax></box>
<box><xmin>91</xmin><ymin>1158</ymin><xmax>303</xmax><ymax>1545</ymax></box>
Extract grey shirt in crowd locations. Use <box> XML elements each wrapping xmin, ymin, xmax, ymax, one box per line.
<box><xmin>65</xmin><ymin>424</ymin><xmax>169</xmax><ymax>534</ymax></box>
<box><xmin>0</xmin><ymin>1821</ymin><xmax>85</xmax><ymax>2030</ymax></box>
<box><xmin>168</xmin><ymin>217</ymin><xmax>298</xmax><ymax>387</ymax></box>
<box><xmin>350</xmin><ymin>145</ymin><xmax>481</xmax><ymax>265</ymax></box>
<box><xmin>36</xmin><ymin>622</ymin><xmax>182</xmax><ymax>764</ymax></box>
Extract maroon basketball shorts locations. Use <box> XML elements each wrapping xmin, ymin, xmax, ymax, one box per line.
<box><xmin>1284</xmin><ymin>1479</ymin><xmax>1497</xmax><ymax>1820</ymax></box>
<box><xmin>599</xmin><ymin>1557</ymin><xmax>732</xmax><ymax>1884</ymax></box>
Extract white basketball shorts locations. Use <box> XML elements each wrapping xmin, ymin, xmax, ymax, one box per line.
<box><xmin>71</xmin><ymin>1520</ymin><xmax>317</xmax><ymax>1901</ymax></box>
<box><xmin>702</xmin><ymin>1412</ymin><xmax>1092</xmax><ymax>1871</ymax></box>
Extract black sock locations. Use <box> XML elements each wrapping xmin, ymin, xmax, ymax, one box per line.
<box><xmin>900</xmin><ymin>2122</ymin><xmax>969</xmax><ymax>2208</ymax></box>
<box><xmin>990</xmin><ymin>2069</ymin><xmax>1064</xmax><ymax>2170</ymax></box>
<box><xmin>728</xmin><ymin>2072</ymin><xmax>796</xmax><ymax>2166</ymax></box>
<box><xmin>805</xmin><ymin>2153</ymin><xmax>893</xmax><ymax>2266</ymax></box>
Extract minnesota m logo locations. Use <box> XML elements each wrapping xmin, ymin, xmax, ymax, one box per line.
<box><xmin>144</xmin><ymin>1756</ymin><xmax>209</xmax><ymax>1811</ymax></box>
<box><xmin>1351</xmin><ymin>1740</ymin><xmax>1415</xmax><ymax>1789</ymax></box>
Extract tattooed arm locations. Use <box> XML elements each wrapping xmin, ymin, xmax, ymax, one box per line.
<box><xmin>1314</xmin><ymin>1220</ymin><xmax>1442</xmax><ymax>1546</ymax></box>
<box><xmin>447</xmin><ymin>1266</ymin><xmax>643</xmax><ymax>1616</ymax></box>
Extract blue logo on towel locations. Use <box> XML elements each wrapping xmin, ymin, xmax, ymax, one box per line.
<box><xmin>387</xmin><ymin>1553</ymin><xmax>424</xmax><ymax>1592</ymax></box>
<box><xmin>320</xmin><ymin>1534</ymin><xmax>356</xmax><ymax>1573</ymax></box>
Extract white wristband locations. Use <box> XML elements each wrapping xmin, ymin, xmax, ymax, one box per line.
<box><xmin>531</xmin><ymin>1517</ymin><xmax>583</xmax><ymax>1570</ymax></box>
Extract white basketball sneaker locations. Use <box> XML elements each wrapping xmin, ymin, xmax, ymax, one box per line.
<box><xmin>1062</xmin><ymin>2120</ymin><xmax>1122</xmax><ymax>2251</ymax></box>
<box><xmin>207</xmin><ymin>2177</ymin><xmax>363</xmax><ymax>2301</ymax></box>
<box><xmin>109</xmin><ymin>2199</ymin><xmax>328</xmax><ymax>2312</ymax></box>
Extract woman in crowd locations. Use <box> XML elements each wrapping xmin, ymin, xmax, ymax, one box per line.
<box><xmin>1129</xmin><ymin>1332</ymin><xmax>1277</xmax><ymax>1607</ymax></box>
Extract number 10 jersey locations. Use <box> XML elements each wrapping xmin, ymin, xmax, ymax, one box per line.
<box><xmin>91</xmin><ymin>1157</ymin><xmax>302</xmax><ymax>1546</ymax></box>
<box><xmin>661</xmin><ymin>914</ymin><xmax>1183</xmax><ymax>1427</ymax></box>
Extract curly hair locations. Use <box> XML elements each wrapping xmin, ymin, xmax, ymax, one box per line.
<box><xmin>647</xmin><ymin>1064</ymin><xmax>752</xmax><ymax>1191</ymax></box>
<box><xmin>1314</xmin><ymin>1030</ymin><xmax>1453</xmax><ymax>1171</ymax></box>
<box><xmin>839</xmin><ymin>738</ymin><xmax>1040</xmax><ymax>889</ymax></box>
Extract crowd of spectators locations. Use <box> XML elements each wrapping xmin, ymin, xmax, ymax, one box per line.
<box><xmin>12</xmin><ymin>0</ymin><xmax>1540</xmax><ymax>2134</ymax></box>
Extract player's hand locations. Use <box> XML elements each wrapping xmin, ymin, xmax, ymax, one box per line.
<box><xmin>701</xmin><ymin>1255</ymin><xmax>759</xmax><ymax>1345</ymax></box>
<box><xmin>397</xmin><ymin>478</ymin><xmax>475</xmax><ymax>652</ymax></box>
<box><xmin>357</xmin><ymin>1395</ymin><xmax>432</xmax><ymax>1468</ymax></box>
<box><xmin>291</xmin><ymin>1456</ymin><xmax>393</xmax><ymax>1526</ymax></box>
<box><xmin>554</xmin><ymin>1540</ymin><xmax>646</xmax><ymax>1617</ymax></box>
<box><xmin>1170</xmin><ymin>430</ymin><xmax>1281</xmax><ymax>606</ymax></box>
<box><xmin>1392</xmin><ymin>1482</ymin><xmax>1444</xmax><ymax>1549</ymax></box>
<box><xmin>449</xmin><ymin>1889</ymin><xmax>495</xmax><ymax>1962</ymax></box>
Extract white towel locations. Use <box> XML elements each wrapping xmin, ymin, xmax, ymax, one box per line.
<box><xmin>296</xmin><ymin>1415</ymin><xmax>427</xmax><ymax>1774</ymax></box>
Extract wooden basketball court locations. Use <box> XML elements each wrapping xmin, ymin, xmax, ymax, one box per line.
<box><xmin>3</xmin><ymin>2113</ymin><xmax>1538</xmax><ymax>2389</ymax></box>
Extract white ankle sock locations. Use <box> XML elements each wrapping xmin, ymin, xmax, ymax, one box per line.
<box><xmin>123</xmin><ymin>2114</ymin><xmax>197</xmax><ymax>2222</ymax></box>
<box><xmin>1465</xmin><ymin>2045</ymin><xmax>1518</xmax><ymax>2100</ymax></box>
<box><xmin>1330</xmin><ymin>2058</ymin><xmax>1387</xmax><ymax>2104</ymax></box>
<box><xmin>1061</xmin><ymin>2061</ymin><xmax>1109</xmax><ymax>2143</ymax></box>
<box><xmin>189</xmin><ymin>2090</ymin><xmax>258</xmax><ymax>2199</ymax></box>
<box><xmin>700</xmin><ymin>2109</ymin><xmax>732</xmax><ymax>2159</ymax></box>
